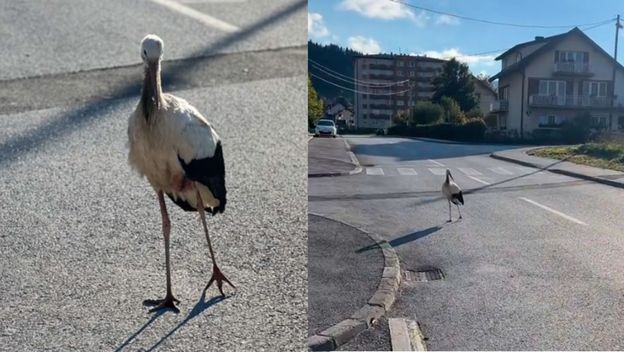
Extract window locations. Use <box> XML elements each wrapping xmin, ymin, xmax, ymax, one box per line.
<box><xmin>408</xmin><ymin>62</ymin><xmax>416</xmax><ymax>67</ymax></box>
<box><xmin>539</xmin><ymin>115</ymin><xmax>560</xmax><ymax>127</ymax></box>
<box><xmin>499</xmin><ymin>86</ymin><xmax>509</xmax><ymax>100</ymax></box>
<box><xmin>555</xmin><ymin>50</ymin><xmax>588</xmax><ymax>63</ymax></box>
<box><xmin>538</xmin><ymin>80</ymin><xmax>566</xmax><ymax>96</ymax></box>
<box><xmin>409</xmin><ymin>71</ymin><xmax>415</xmax><ymax>77</ymax></box>
<box><xmin>397</xmin><ymin>61</ymin><xmax>404</xmax><ymax>67</ymax></box>
<box><xmin>397</xmin><ymin>70</ymin><xmax>404</xmax><ymax>76</ymax></box>
<box><xmin>499</xmin><ymin>116</ymin><xmax>507</xmax><ymax>129</ymax></box>
<box><xmin>397</xmin><ymin>100</ymin><xmax>405</xmax><ymax>106</ymax></box>
<box><xmin>619</xmin><ymin>116</ymin><xmax>624</xmax><ymax>129</ymax></box>
<box><xmin>583</xmin><ymin>81</ymin><xmax>607</xmax><ymax>97</ymax></box>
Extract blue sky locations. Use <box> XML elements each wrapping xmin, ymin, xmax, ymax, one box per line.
<box><xmin>308</xmin><ymin>0</ymin><xmax>623</xmax><ymax>77</ymax></box>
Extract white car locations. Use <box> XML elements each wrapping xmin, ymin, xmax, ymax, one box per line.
<box><xmin>314</xmin><ymin>119</ymin><xmax>337</xmax><ymax>138</ymax></box>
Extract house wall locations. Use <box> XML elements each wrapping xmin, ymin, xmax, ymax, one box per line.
<box><xmin>474</xmin><ymin>83</ymin><xmax>497</xmax><ymax>118</ymax></box>
<box><xmin>498</xmin><ymin>32</ymin><xmax>624</xmax><ymax>135</ymax></box>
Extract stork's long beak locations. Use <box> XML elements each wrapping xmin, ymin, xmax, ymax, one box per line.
<box><xmin>207</xmin><ymin>176</ymin><xmax>227</xmax><ymax>215</ymax></box>
<box><xmin>142</xmin><ymin>61</ymin><xmax>161</xmax><ymax>118</ymax></box>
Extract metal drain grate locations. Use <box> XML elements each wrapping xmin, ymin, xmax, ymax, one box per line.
<box><xmin>403</xmin><ymin>268</ymin><xmax>444</xmax><ymax>282</ymax></box>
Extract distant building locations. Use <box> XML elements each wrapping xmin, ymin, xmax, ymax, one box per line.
<box><xmin>353</xmin><ymin>54</ymin><xmax>446</xmax><ymax>129</ymax></box>
<box><xmin>472</xmin><ymin>76</ymin><xmax>498</xmax><ymax>121</ymax></box>
<box><xmin>489</xmin><ymin>27</ymin><xmax>624</xmax><ymax>136</ymax></box>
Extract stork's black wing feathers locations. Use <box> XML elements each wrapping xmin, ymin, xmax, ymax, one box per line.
<box><xmin>452</xmin><ymin>191</ymin><xmax>464</xmax><ymax>205</ymax></box>
<box><xmin>172</xmin><ymin>141</ymin><xmax>227</xmax><ymax>215</ymax></box>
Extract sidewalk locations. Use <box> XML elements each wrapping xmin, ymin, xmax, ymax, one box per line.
<box><xmin>307</xmin><ymin>214</ymin><xmax>400</xmax><ymax>351</ymax></box>
<box><xmin>308</xmin><ymin>137</ymin><xmax>362</xmax><ymax>177</ymax></box>
<box><xmin>491</xmin><ymin>147</ymin><xmax>624</xmax><ymax>188</ymax></box>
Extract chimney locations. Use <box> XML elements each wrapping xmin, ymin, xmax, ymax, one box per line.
<box><xmin>535</xmin><ymin>36</ymin><xmax>544</xmax><ymax>41</ymax></box>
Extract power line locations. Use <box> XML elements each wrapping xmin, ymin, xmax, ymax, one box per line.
<box><xmin>309</xmin><ymin>73</ymin><xmax>411</xmax><ymax>96</ymax></box>
<box><xmin>309</xmin><ymin>59</ymin><xmax>409</xmax><ymax>86</ymax></box>
<box><xmin>309</xmin><ymin>59</ymin><xmax>410</xmax><ymax>87</ymax></box>
<box><xmin>390</xmin><ymin>0</ymin><xmax>615</xmax><ymax>29</ymax></box>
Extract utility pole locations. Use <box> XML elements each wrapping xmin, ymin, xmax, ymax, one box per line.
<box><xmin>609</xmin><ymin>14</ymin><xmax>621</xmax><ymax>130</ymax></box>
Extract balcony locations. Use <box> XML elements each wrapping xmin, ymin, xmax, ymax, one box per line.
<box><xmin>369</xmin><ymin>63</ymin><xmax>393</xmax><ymax>70</ymax></box>
<box><xmin>553</xmin><ymin>62</ymin><xmax>592</xmax><ymax>76</ymax></box>
<box><xmin>529</xmin><ymin>95</ymin><xmax>610</xmax><ymax>108</ymax></box>
<box><xmin>490</xmin><ymin>100</ymin><xmax>509</xmax><ymax>112</ymax></box>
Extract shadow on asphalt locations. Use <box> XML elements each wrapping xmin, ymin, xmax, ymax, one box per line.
<box><xmin>349</xmin><ymin>140</ymin><xmax>525</xmax><ymax>162</ymax></box>
<box><xmin>355</xmin><ymin>225</ymin><xmax>442</xmax><ymax>253</ymax></box>
<box><xmin>114</xmin><ymin>294</ymin><xmax>225</xmax><ymax>352</ymax></box>
<box><xmin>0</xmin><ymin>0</ymin><xmax>306</xmax><ymax>169</ymax></box>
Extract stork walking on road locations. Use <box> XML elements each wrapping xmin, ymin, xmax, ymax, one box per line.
<box><xmin>128</xmin><ymin>34</ymin><xmax>234</xmax><ymax>312</ymax></box>
<box><xmin>441</xmin><ymin>169</ymin><xmax>464</xmax><ymax>222</ymax></box>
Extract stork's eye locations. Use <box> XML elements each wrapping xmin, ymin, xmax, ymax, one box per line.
<box><xmin>143</xmin><ymin>49</ymin><xmax>147</xmax><ymax>56</ymax></box>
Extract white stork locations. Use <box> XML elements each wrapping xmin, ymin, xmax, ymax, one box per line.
<box><xmin>127</xmin><ymin>34</ymin><xmax>234</xmax><ymax>312</ymax></box>
<box><xmin>441</xmin><ymin>169</ymin><xmax>464</xmax><ymax>222</ymax></box>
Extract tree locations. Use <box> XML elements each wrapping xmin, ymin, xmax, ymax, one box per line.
<box><xmin>410</xmin><ymin>101</ymin><xmax>444</xmax><ymax>125</ymax></box>
<box><xmin>432</xmin><ymin>58</ymin><xmax>478</xmax><ymax>112</ymax></box>
<box><xmin>308</xmin><ymin>76</ymin><xmax>324</xmax><ymax>128</ymax></box>
<box><xmin>439</xmin><ymin>96</ymin><xmax>465</xmax><ymax>124</ymax></box>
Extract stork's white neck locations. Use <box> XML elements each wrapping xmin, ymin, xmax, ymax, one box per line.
<box><xmin>141</xmin><ymin>61</ymin><xmax>163</xmax><ymax>120</ymax></box>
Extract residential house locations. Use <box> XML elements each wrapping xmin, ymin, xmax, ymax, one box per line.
<box><xmin>472</xmin><ymin>76</ymin><xmax>498</xmax><ymax>122</ymax></box>
<box><xmin>353</xmin><ymin>54</ymin><xmax>446</xmax><ymax>129</ymax></box>
<box><xmin>489</xmin><ymin>27</ymin><xmax>624</xmax><ymax>137</ymax></box>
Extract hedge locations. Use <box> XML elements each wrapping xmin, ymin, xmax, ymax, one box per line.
<box><xmin>388</xmin><ymin>119</ymin><xmax>487</xmax><ymax>142</ymax></box>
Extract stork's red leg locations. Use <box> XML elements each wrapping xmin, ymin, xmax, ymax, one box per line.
<box><xmin>195</xmin><ymin>186</ymin><xmax>235</xmax><ymax>298</ymax></box>
<box><xmin>144</xmin><ymin>191</ymin><xmax>180</xmax><ymax>313</ymax></box>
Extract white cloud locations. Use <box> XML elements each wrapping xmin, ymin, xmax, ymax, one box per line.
<box><xmin>416</xmin><ymin>48</ymin><xmax>498</xmax><ymax>65</ymax></box>
<box><xmin>435</xmin><ymin>15</ymin><xmax>460</xmax><ymax>25</ymax></box>
<box><xmin>347</xmin><ymin>36</ymin><xmax>382</xmax><ymax>54</ymax></box>
<box><xmin>339</xmin><ymin>0</ymin><xmax>429</xmax><ymax>26</ymax></box>
<box><xmin>308</xmin><ymin>12</ymin><xmax>330</xmax><ymax>38</ymax></box>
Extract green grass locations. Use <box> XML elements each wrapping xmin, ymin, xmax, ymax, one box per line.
<box><xmin>530</xmin><ymin>143</ymin><xmax>624</xmax><ymax>172</ymax></box>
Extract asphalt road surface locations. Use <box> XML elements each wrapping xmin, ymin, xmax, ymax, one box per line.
<box><xmin>0</xmin><ymin>1</ymin><xmax>306</xmax><ymax>351</ymax></box>
<box><xmin>309</xmin><ymin>135</ymin><xmax>624</xmax><ymax>350</ymax></box>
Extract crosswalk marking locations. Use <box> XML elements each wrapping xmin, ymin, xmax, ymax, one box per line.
<box><xmin>397</xmin><ymin>168</ymin><xmax>418</xmax><ymax>176</ymax></box>
<box><xmin>428</xmin><ymin>168</ymin><xmax>446</xmax><ymax>175</ymax></box>
<box><xmin>366</xmin><ymin>167</ymin><xmax>384</xmax><ymax>175</ymax></box>
<box><xmin>489</xmin><ymin>167</ymin><xmax>513</xmax><ymax>175</ymax></box>
<box><xmin>513</xmin><ymin>166</ymin><xmax>534</xmax><ymax>173</ymax></box>
<box><xmin>428</xmin><ymin>159</ymin><xmax>445</xmax><ymax>167</ymax></box>
<box><xmin>467</xmin><ymin>175</ymin><xmax>491</xmax><ymax>185</ymax></box>
<box><xmin>458</xmin><ymin>167</ymin><xmax>482</xmax><ymax>176</ymax></box>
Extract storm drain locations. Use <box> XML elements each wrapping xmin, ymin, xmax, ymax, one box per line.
<box><xmin>403</xmin><ymin>268</ymin><xmax>444</xmax><ymax>282</ymax></box>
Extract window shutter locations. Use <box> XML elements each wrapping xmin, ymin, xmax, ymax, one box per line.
<box><xmin>554</xmin><ymin>50</ymin><xmax>559</xmax><ymax>63</ymax></box>
<box><xmin>583</xmin><ymin>52</ymin><xmax>589</xmax><ymax>63</ymax></box>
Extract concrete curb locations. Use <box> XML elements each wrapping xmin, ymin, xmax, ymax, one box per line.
<box><xmin>308</xmin><ymin>138</ymin><xmax>363</xmax><ymax>178</ymax></box>
<box><xmin>490</xmin><ymin>151</ymin><xmax>624</xmax><ymax>190</ymax></box>
<box><xmin>307</xmin><ymin>213</ymin><xmax>401</xmax><ymax>351</ymax></box>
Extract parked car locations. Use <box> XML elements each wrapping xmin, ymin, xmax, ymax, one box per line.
<box><xmin>314</xmin><ymin>119</ymin><xmax>337</xmax><ymax>137</ymax></box>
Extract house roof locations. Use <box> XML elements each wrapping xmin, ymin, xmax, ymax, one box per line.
<box><xmin>489</xmin><ymin>27</ymin><xmax>624</xmax><ymax>82</ymax></box>
<box><xmin>471</xmin><ymin>76</ymin><xmax>497</xmax><ymax>96</ymax></box>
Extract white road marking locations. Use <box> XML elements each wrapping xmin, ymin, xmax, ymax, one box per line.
<box><xmin>467</xmin><ymin>175</ymin><xmax>490</xmax><ymax>185</ymax></box>
<box><xmin>514</xmin><ymin>165</ymin><xmax>534</xmax><ymax>173</ymax></box>
<box><xmin>150</xmin><ymin>0</ymin><xmax>240</xmax><ymax>32</ymax></box>
<box><xmin>489</xmin><ymin>166</ymin><xmax>513</xmax><ymax>175</ymax></box>
<box><xmin>397</xmin><ymin>167</ymin><xmax>418</xmax><ymax>176</ymax></box>
<box><xmin>519</xmin><ymin>197</ymin><xmax>587</xmax><ymax>226</ymax></box>
<box><xmin>458</xmin><ymin>167</ymin><xmax>482</xmax><ymax>176</ymax></box>
<box><xmin>366</xmin><ymin>167</ymin><xmax>384</xmax><ymax>175</ymax></box>
<box><xmin>428</xmin><ymin>168</ymin><xmax>446</xmax><ymax>176</ymax></box>
<box><xmin>428</xmin><ymin>159</ymin><xmax>445</xmax><ymax>166</ymax></box>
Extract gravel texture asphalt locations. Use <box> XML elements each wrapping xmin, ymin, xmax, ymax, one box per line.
<box><xmin>307</xmin><ymin>214</ymin><xmax>383</xmax><ymax>337</ymax></box>
<box><xmin>308</xmin><ymin>137</ymin><xmax>358</xmax><ymax>177</ymax></box>
<box><xmin>0</xmin><ymin>76</ymin><xmax>307</xmax><ymax>351</ymax></box>
<box><xmin>0</xmin><ymin>0</ymin><xmax>306</xmax><ymax>80</ymax></box>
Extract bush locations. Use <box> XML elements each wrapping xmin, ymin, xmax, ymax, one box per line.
<box><xmin>411</xmin><ymin>101</ymin><xmax>444</xmax><ymax>125</ymax></box>
<box><xmin>561</xmin><ymin>112</ymin><xmax>593</xmax><ymax>143</ymax></box>
<box><xmin>387</xmin><ymin>118</ymin><xmax>486</xmax><ymax>142</ymax></box>
<box><xmin>529</xmin><ymin>129</ymin><xmax>563</xmax><ymax>144</ymax></box>
<box><xmin>439</xmin><ymin>96</ymin><xmax>465</xmax><ymax>124</ymax></box>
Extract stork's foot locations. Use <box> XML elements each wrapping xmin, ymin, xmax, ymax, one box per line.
<box><xmin>143</xmin><ymin>295</ymin><xmax>180</xmax><ymax>313</ymax></box>
<box><xmin>204</xmin><ymin>264</ymin><xmax>235</xmax><ymax>298</ymax></box>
